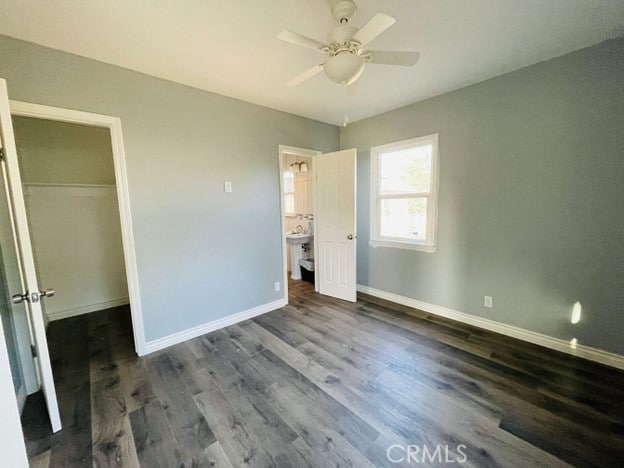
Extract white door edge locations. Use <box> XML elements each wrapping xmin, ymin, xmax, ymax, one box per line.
<box><xmin>0</xmin><ymin>80</ymin><xmax>61</xmax><ymax>431</ymax></box>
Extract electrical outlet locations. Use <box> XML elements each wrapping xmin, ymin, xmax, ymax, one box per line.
<box><xmin>484</xmin><ymin>296</ymin><xmax>493</xmax><ymax>308</ymax></box>
<box><xmin>274</xmin><ymin>282</ymin><xmax>280</xmax><ymax>292</ymax></box>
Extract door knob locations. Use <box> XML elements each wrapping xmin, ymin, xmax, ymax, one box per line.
<box><xmin>12</xmin><ymin>292</ymin><xmax>29</xmax><ymax>304</ymax></box>
<box><xmin>11</xmin><ymin>289</ymin><xmax>55</xmax><ymax>304</ymax></box>
<box><xmin>347</xmin><ymin>234</ymin><xmax>356</xmax><ymax>240</ymax></box>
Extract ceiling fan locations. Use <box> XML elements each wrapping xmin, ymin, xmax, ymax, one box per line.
<box><xmin>277</xmin><ymin>0</ymin><xmax>420</xmax><ymax>87</ymax></box>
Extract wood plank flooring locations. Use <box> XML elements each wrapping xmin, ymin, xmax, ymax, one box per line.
<box><xmin>21</xmin><ymin>279</ymin><xmax>624</xmax><ymax>467</ymax></box>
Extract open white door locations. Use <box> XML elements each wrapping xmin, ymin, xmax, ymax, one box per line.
<box><xmin>0</xmin><ymin>79</ymin><xmax>61</xmax><ymax>432</ymax></box>
<box><xmin>316</xmin><ymin>149</ymin><xmax>357</xmax><ymax>302</ymax></box>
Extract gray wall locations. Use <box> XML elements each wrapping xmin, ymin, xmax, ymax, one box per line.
<box><xmin>341</xmin><ymin>36</ymin><xmax>624</xmax><ymax>355</ymax></box>
<box><xmin>0</xmin><ymin>35</ymin><xmax>339</xmax><ymax>343</ymax></box>
<box><xmin>14</xmin><ymin>116</ymin><xmax>115</xmax><ymax>185</ymax></box>
<box><xmin>2</xmin><ymin>33</ymin><xmax>621</xmax><ymax>357</ymax></box>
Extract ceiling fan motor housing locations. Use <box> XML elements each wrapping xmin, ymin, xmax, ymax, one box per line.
<box><xmin>332</xmin><ymin>0</ymin><xmax>357</xmax><ymax>24</ymax></box>
<box><xmin>279</xmin><ymin>2</ymin><xmax>418</xmax><ymax>88</ymax></box>
<box><xmin>327</xmin><ymin>24</ymin><xmax>358</xmax><ymax>45</ymax></box>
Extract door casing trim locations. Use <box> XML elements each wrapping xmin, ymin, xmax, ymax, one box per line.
<box><xmin>278</xmin><ymin>145</ymin><xmax>321</xmax><ymax>301</ymax></box>
<box><xmin>10</xmin><ymin>100</ymin><xmax>147</xmax><ymax>355</ymax></box>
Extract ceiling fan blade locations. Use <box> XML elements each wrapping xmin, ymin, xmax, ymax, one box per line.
<box><xmin>347</xmin><ymin>79</ymin><xmax>360</xmax><ymax>97</ymax></box>
<box><xmin>277</xmin><ymin>30</ymin><xmax>326</xmax><ymax>52</ymax></box>
<box><xmin>352</xmin><ymin>13</ymin><xmax>396</xmax><ymax>46</ymax></box>
<box><xmin>286</xmin><ymin>64</ymin><xmax>324</xmax><ymax>87</ymax></box>
<box><xmin>367</xmin><ymin>50</ymin><xmax>420</xmax><ymax>66</ymax></box>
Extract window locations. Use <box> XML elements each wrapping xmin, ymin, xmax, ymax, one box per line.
<box><xmin>283</xmin><ymin>170</ymin><xmax>295</xmax><ymax>215</ymax></box>
<box><xmin>370</xmin><ymin>134</ymin><xmax>439</xmax><ymax>252</ymax></box>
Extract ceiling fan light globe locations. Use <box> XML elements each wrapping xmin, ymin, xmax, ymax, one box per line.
<box><xmin>324</xmin><ymin>53</ymin><xmax>365</xmax><ymax>85</ymax></box>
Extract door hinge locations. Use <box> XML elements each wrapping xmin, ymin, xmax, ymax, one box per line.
<box><xmin>30</xmin><ymin>345</ymin><xmax>37</xmax><ymax>358</ymax></box>
<box><xmin>0</xmin><ymin>148</ymin><xmax>4</xmax><ymax>161</ymax></box>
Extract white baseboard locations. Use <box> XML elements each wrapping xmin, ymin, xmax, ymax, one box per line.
<box><xmin>143</xmin><ymin>298</ymin><xmax>288</xmax><ymax>355</ymax></box>
<box><xmin>16</xmin><ymin>384</ymin><xmax>26</xmax><ymax>414</ymax></box>
<box><xmin>47</xmin><ymin>297</ymin><xmax>130</xmax><ymax>321</ymax></box>
<box><xmin>357</xmin><ymin>284</ymin><xmax>624</xmax><ymax>371</ymax></box>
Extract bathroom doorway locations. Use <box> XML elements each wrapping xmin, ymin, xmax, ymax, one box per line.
<box><xmin>278</xmin><ymin>146</ymin><xmax>320</xmax><ymax>301</ymax></box>
<box><xmin>278</xmin><ymin>145</ymin><xmax>358</xmax><ymax>303</ymax></box>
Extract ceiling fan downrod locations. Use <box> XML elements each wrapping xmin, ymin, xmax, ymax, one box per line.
<box><xmin>332</xmin><ymin>0</ymin><xmax>357</xmax><ymax>25</ymax></box>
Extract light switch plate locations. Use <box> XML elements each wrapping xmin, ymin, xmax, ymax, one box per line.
<box><xmin>224</xmin><ymin>181</ymin><xmax>232</xmax><ymax>192</ymax></box>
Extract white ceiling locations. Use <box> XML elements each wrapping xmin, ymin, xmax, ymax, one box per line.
<box><xmin>1</xmin><ymin>0</ymin><xmax>624</xmax><ymax>126</ymax></box>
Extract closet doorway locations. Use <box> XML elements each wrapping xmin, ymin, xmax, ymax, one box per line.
<box><xmin>2</xmin><ymin>100</ymin><xmax>144</xmax><ymax>433</ymax></box>
<box><xmin>14</xmin><ymin>117</ymin><xmax>129</xmax><ymax>322</ymax></box>
<box><xmin>9</xmin><ymin>101</ymin><xmax>144</xmax><ymax>357</ymax></box>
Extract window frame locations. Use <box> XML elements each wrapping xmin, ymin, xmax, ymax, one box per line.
<box><xmin>369</xmin><ymin>133</ymin><xmax>439</xmax><ymax>253</ymax></box>
<box><xmin>283</xmin><ymin>170</ymin><xmax>295</xmax><ymax>216</ymax></box>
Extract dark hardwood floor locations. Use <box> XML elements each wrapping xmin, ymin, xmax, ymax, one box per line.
<box><xmin>22</xmin><ymin>279</ymin><xmax>624</xmax><ymax>467</ymax></box>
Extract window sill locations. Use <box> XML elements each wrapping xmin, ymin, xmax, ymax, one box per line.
<box><xmin>369</xmin><ymin>239</ymin><xmax>436</xmax><ymax>253</ymax></box>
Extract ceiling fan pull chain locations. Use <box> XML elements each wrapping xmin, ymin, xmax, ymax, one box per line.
<box><xmin>342</xmin><ymin>84</ymin><xmax>350</xmax><ymax>127</ymax></box>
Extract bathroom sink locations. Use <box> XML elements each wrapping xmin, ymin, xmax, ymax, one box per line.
<box><xmin>286</xmin><ymin>233</ymin><xmax>313</xmax><ymax>245</ymax></box>
<box><xmin>286</xmin><ymin>233</ymin><xmax>313</xmax><ymax>280</ymax></box>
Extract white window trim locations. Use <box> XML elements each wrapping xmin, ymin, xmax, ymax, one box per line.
<box><xmin>283</xmin><ymin>171</ymin><xmax>295</xmax><ymax>216</ymax></box>
<box><xmin>369</xmin><ymin>133</ymin><xmax>440</xmax><ymax>253</ymax></box>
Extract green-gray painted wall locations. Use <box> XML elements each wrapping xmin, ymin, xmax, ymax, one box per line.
<box><xmin>1</xmin><ymin>33</ymin><xmax>622</xmax><ymax>362</ymax></box>
<box><xmin>0</xmin><ymin>35</ymin><xmax>339</xmax><ymax>347</ymax></box>
<box><xmin>341</xmin><ymin>36</ymin><xmax>624</xmax><ymax>355</ymax></box>
<box><xmin>14</xmin><ymin>116</ymin><xmax>116</xmax><ymax>185</ymax></box>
